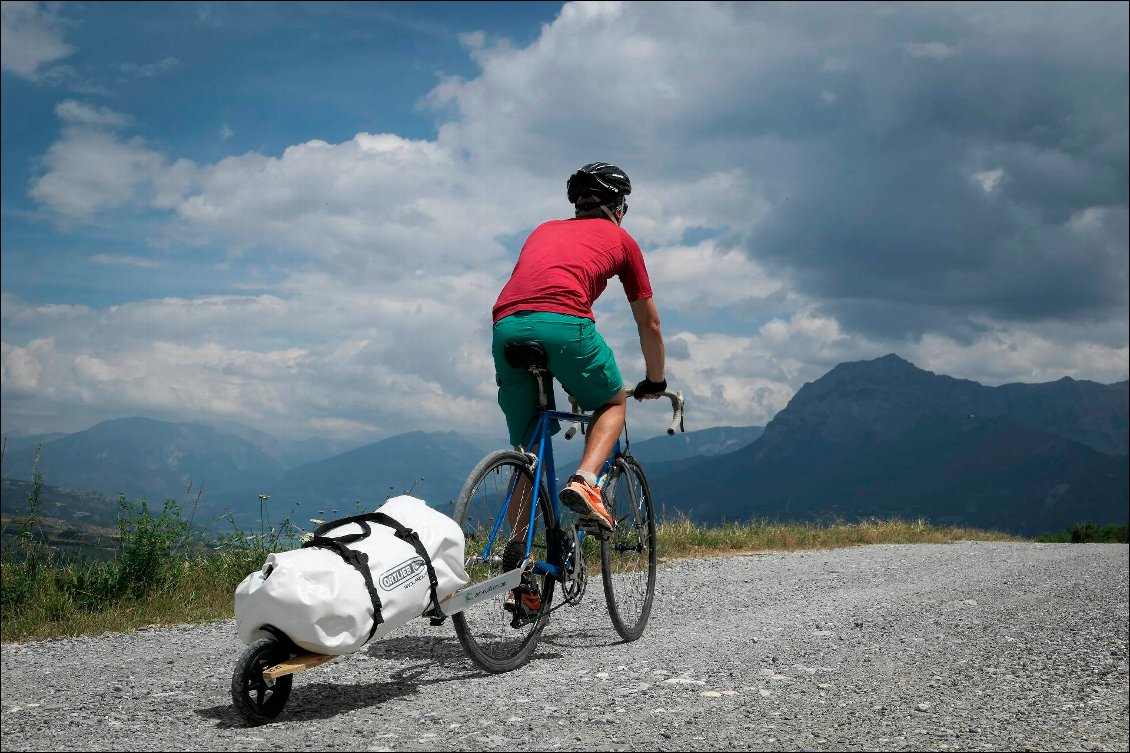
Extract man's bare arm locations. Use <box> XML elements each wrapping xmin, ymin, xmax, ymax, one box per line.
<box><xmin>630</xmin><ymin>296</ymin><xmax>665</xmax><ymax>384</ymax></box>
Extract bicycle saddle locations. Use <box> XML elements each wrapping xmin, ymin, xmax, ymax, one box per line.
<box><xmin>503</xmin><ymin>341</ymin><xmax>549</xmax><ymax>370</ymax></box>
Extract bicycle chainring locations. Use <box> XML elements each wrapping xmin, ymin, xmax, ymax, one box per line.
<box><xmin>558</xmin><ymin>525</ymin><xmax>587</xmax><ymax>605</ymax></box>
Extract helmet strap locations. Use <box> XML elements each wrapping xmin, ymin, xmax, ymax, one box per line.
<box><xmin>575</xmin><ymin>196</ymin><xmax>624</xmax><ymax>224</ymax></box>
<box><xmin>599</xmin><ymin>204</ymin><xmax>621</xmax><ymax>225</ymax></box>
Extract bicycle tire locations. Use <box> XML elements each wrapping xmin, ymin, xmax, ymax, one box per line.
<box><xmin>600</xmin><ymin>456</ymin><xmax>657</xmax><ymax>642</ymax></box>
<box><xmin>452</xmin><ymin>450</ymin><xmax>558</xmax><ymax>673</ymax></box>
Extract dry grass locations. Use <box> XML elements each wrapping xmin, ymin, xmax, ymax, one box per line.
<box><xmin>1</xmin><ymin>549</ymin><xmax>263</xmax><ymax>643</ymax></box>
<box><xmin>655</xmin><ymin>516</ymin><xmax>1022</xmax><ymax>561</ymax></box>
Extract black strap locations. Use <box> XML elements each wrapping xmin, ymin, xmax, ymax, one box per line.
<box><xmin>302</xmin><ymin>510</ymin><xmax>446</xmax><ymax>636</ymax></box>
<box><xmin>368</xmin><ymin>512</ymin><xmax>445</xmax><ymax>623</ymax></box>
<box><xmin>310</xmin><ymin>513</ymin><xmax>378</xmax><ymax>542</ymax></box>
<box><xmin>302</xmin><ymin>535</ymin><xmax>385</xmax><ymax>640</ymax></box>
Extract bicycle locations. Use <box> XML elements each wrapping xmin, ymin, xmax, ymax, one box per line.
<box><xmin>228</xmin><ymin>342</ymin><xmax>683</xmax><ymax>723</ymax></box>
<box><xmin>451</xmin><ymin>339</ymin><xmax>684</xmax><ymax>673</ymax></box>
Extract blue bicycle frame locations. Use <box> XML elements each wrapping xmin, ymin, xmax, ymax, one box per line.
<box><xmin>477</xmin><ymin>404</ymin><xmax>615</xmax><ymax>583</ymax></box>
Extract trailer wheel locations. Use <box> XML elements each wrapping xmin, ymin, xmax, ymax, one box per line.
<box><xmin>231</xmin><ymin>638</ymin><xmax>293</xmax><ymax>724</ymax></box>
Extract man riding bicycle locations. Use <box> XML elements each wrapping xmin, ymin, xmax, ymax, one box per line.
<box><xmin>491</xmin><ymin>162</ymin><xmax>668</xmax><ymax>537</ymax></box>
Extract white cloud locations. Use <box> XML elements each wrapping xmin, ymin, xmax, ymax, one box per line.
<box><xmin>1</xmin><ymin>268</ymin><xmax>506</xmax><ymax>439</ymax></box>
<box><xmin>910</xmin><ymin>327</ymin><xmax>1130</xmax><ymax>387</ymax></box>
<box><xmin>116</xmin><ymin>56</ymin><xmax>179</xmax><ymax>78</ymax></box>
<box><xmin>29</xmin><ymin>129</ymin><xmax>167</xmax><ymax>217</ymax></box>
<box><xmin>310</xmin><ymin>416</ymin><xmax>381</xmax><ymax>439</ymax></box>
<box><xmin>656</xmin><ymin>308</ymin><xmax>880</xmax><ymax>429</ymax></box>
<box><xmin>4</xmin><ymin>1</ymin><xmax>1127</xmax><ymax>442</ymax></box>
<box><xmin>0</xmin><ymin>1</ymin><xmax>73</xmax><ymax>80</ymax></box>
<box><xmin>163</xmin><ymin>133</ymin><xmax>525</xmax><ymax>275</ymax></box>
<box><xmin>903</xmin><ymin>41</ymin><xmax>957</xmax><ymax>60</ymax></box>
<box><xmin>89</xmin><ymin>254</ymin><xmax>164</xmax><ymax>269</ymax></box>
<box><xmin>644</xmin><ymin>239</ymin><xmax>785</xmax><ymax>317</ymax></box>
<box><xmin>55</xmin><ymin>99</ymin><xmax>133</xmax><ymax>127</ymax></box>
<box><xmin>971</xmin><ymin>167</ymin><xmax>1004</xmax><ymax>194</ymax></box>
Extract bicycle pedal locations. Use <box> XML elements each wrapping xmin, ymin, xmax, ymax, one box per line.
<box><xmin>577</xmin><ymin>519</ymin><xmax>612</xmax><ymax>539</ymax></box>
<box><xmin>504</xmin><ymin>602</ymin><xmax>540</xmax><ymax>628</ymax></box>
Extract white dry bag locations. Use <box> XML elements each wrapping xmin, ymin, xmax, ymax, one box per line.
<box><xmin>234</xmin><ymin>495</ymin><xmax>469</xmax><ymax>655</ymax></box>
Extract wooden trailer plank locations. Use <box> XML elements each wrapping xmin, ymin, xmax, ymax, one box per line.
<box><xmin>263</xmin><ymin>652</ymin><xmax>336</xmax><ymax>679</ymax></box>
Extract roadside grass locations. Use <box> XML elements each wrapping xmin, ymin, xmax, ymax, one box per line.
<box><xmin>1</xmin><ymin>445</ymin><xmax>304</xmax><ymax>644</ymax></box>
<box><xmin>655</xmin><ymin>515</ymin><xmax>1024</xmax><ymax>560</ymax></box>
<box><xmin>0</xmin><ymin>447</ymin><xmax>1121</xmax><ymax>644</ymax></box>
<box><xmin>0</xmin><ymin>547</ymin><xmax>268</xmax><ymax>644</ymax></box>
<box><xmin>1033</xmin><ymin>522</ymin><xmax>1129</xmax><ymax>544</ymax></box>
<box><xmin>0</xmin><ymin>504</ymin><xmax>1022</xmax><ymax>644</ymax></box>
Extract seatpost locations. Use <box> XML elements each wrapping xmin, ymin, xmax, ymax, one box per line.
<box><xmin>528</xmin><ymin>366</ymin><xmax>549</xmax><ymax>408</ymax></box>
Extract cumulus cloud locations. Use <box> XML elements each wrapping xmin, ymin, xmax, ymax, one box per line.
<box><xmin>29</xmin><ymin>128</ymin><xmax>168</xmax><ymax>217</ymax></box>
<box><xmin>115</xmin><ymin>56</ymin><xmax>179</xmax><ymax>78</ymax></box>
<box><xmin>643</xmin><ymin>239</ymin><xmax>787</xmax><ymax>318</ymax></box>
<box><xmin>3</xmin><ymin>1</ymin><xmax>1128</xmax><ymax>442</ymax></box>
<box><xmin>171</xmin><ymin>133</ymin><xmax>521</xmax><ymax>274</ymax></box>
<box><xmin>55</xmin><ymin>99</ymin><xmax>133</xmax><ymax>128</ymax></box>
<box><xmin>88</xmin><ymin>254</ymin><xmax>165</xmax><ymax>269</ymax></box>
<box><xmin>448</xmin><ymin>2</ymin><xmax>1127</xmax><ymax>338</ymax></box>
<box><xmin>1</xmin><ymin>287</ymin><xmax>500</xmax><ymax>440</ymax></box>
<box><xmin>903</xmin><ymin>42</ymin><xmax>957</xmax><ymax>60</ymax></box>
<box><xmin>0</xmin><ymin>1</ymin><xmax>73</xmax><ymax>80</ymax></box>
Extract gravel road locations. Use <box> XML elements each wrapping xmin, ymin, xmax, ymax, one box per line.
<box><xmin>2</xmin><ymin>541</ymin><xmax>1127</xmax><ymax>752</ymax></box>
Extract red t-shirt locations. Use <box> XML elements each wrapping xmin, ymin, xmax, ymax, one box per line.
<box><xmin>492</xmin><ymin>218</ymin><xmax>653</xmax><ymax>323</ymax></box>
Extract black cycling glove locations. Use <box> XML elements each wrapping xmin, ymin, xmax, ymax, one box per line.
<box><xmin>632</xmin><ymin>377</ymin><xmax>667</xmax><ymax>400</ymax></box>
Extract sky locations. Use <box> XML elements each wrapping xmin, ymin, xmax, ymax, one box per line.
<box><xmin>2</xmin><ymin>0</ymin><xmax>1127</xmax><ymax>447</ymax></box>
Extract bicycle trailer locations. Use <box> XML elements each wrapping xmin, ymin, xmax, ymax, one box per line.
<box><xmin>230</xmin><ymin>494</ymin><xmax>530</xmax><ymax>724</ymax></box>
<box><xmin>235</xmin><ymin>494</ymin><xmax>469</xmax><ymax>655</ymax></box>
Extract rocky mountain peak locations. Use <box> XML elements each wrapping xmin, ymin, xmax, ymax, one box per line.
<box><xmin>751</xmin><ymin>354</ymin><xmax>1127</xmax><ymax>460</ymax></box>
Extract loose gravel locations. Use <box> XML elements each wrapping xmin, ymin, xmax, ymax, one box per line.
<box><xmin>1</xmin><ymin>541</ymin><xmax>1127</xmax><ymax>752</ymax></box>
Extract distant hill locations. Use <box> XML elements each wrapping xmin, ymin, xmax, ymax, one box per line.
<box><xmin>651</xmin><ymin>354</ymin><xmax>1128</xmax><ymax>536</ymax></box>
<box><xmin>2</xmin><ymin>417</ymin><xmax>287</xmax><ymax>505</ymax></box>
<box><xmin>197</xmin><ymin>419</ymin><xmax>365</xmax><ymax>468</ymax></box>
<box><xmin>1</xmin><ymin>479</ymin><xmax>122</xmax><ymax>559</ymax></box>
<box><xmin>2</xmin><ymin>432</ymin><xmax>69</xmax><ymax>452</ymax></box>
<box><xmin>554</xmin><ymin>425</ymin><xmax>764</xmax><ymax>471</ymax></box>
<box><xmin>1</xmin><ymin>428</ymin><xmax>489</xmax><ymax>543</ymax></box>
<box><xmin>752</xmin><ymin>354</ymin><xmax>1127</xmax><ymax>459</ymax></box>
<box><xmin>1</xmin><ymin>478</ymin><xmax>123</xmax><ymax>529</ymax></box>
<box><xmin>3</xmin><ymin>354</ymin><xmax>1124</xmax><ymax>540</ymax></box>
<box><xmin>203</xmin><ymin>430</ymin><xmax>487</xmax><ymax>530</ymax></box>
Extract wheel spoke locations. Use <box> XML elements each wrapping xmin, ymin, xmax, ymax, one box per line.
<box><xmin>452</xmin><ymin>451</ymin><xmax>557</xmax><ymax>673</ymax></box>
<box><xmin>600</xmin><ymin>457</ymin><xmax>657</xmax><ymax>642</ymax></box>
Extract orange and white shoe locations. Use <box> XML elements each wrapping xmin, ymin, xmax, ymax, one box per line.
<box><xmin>504</xmin><ymin>587</ymin><xmax>542</xmax><ymax>617</ymax></box>
<box><xmin>560</xmin><ymin>475</ymin><xmax>615</xmax><ymax>531</ymax></box>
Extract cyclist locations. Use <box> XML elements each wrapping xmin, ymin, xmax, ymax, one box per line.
<box><xmin>491</xmin><ymin>162</ymin><xmax>668</xmax><ymax>542</ymax></box>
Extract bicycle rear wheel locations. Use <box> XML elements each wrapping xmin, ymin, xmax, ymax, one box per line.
<box><xmin>453</xmin><ymin>450</ymin><xmax>558</xmax><ymax>673</ymax></box>
<box><xmin>600</xmin><ymin>456</ymin><xmax>657</xmax><ymax>642</ymax></box>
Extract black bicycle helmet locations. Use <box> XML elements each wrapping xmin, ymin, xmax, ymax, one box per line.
<box><xmin>567</xmin><ymin>162</ymin><xmax>632</xmax><ymax>205</ymax></box>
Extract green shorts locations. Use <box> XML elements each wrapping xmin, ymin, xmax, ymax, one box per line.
<box><xmin>493</xmin><ymin>311</ymin><xmax>624</xmax><ymax>448</ymax></box>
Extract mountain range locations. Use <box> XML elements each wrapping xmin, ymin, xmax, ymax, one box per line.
<box><xmin>648</xmin><ymin>354</ymin><xmax>1127</xmax><ymax>535</ymax></box>
<box><xmin>2</xmin><ymin>415</ymin><xmax>758</xmax><ymax>536</ymax></box>
<box><xmin>2</xmin><ymin>354</ymin><xmax>1126</xmax><ymax>540</ymax></box>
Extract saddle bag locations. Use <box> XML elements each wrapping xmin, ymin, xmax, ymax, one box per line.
<box><xmin>234</xmin><ymin>495</ymin><xmax>469</xmax><ymax>655</ymax></box>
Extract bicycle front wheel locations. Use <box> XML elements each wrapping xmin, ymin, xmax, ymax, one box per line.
<box><xmin>452</xmin><ymin>450</ymin><xmax>558</xmax><ymax>673</ymax></box>
<box><xmin>601</xmin><ymin>456</ymin><xmax>657</xmax><ymax>642</ymax></box>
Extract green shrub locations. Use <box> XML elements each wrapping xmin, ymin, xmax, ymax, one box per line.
<box><xmin>114</xmin><ymin>496</ymin><xmax>192</xmax><ymax>599</ymax></box>
<box><xmin>1036</xmin><ymin>522</ymin><xmax>1128</xmax><ymax>543</ymax></box>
